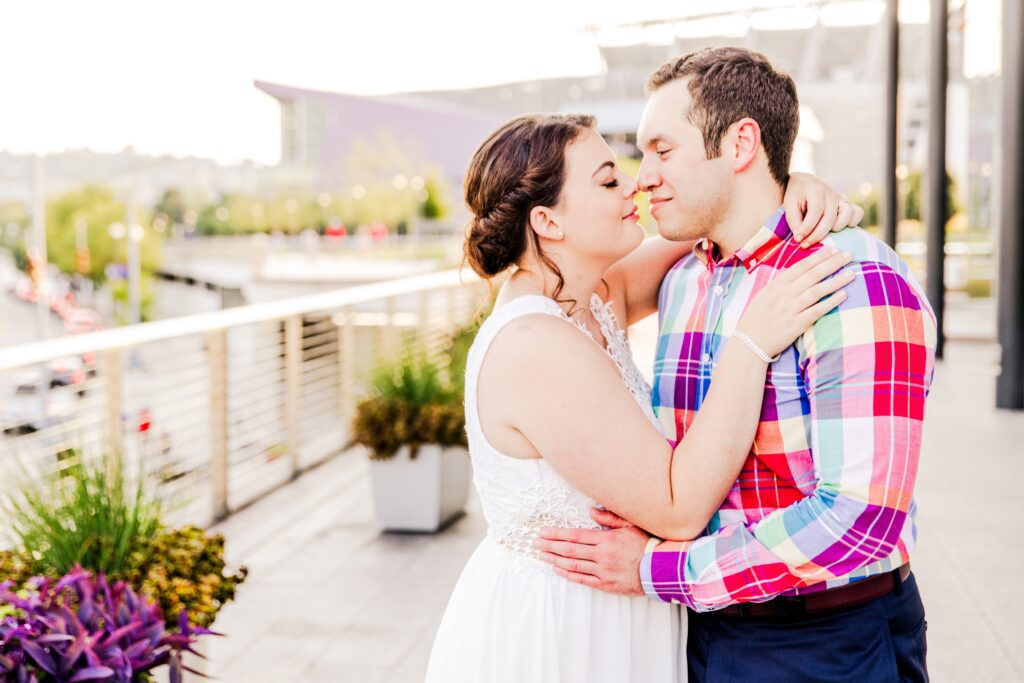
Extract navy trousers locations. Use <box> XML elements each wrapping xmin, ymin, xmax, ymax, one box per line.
<box><xmin>687</xmin><ymin>573</ymin><xmax>928</xmax><ymax>683</ymax></box>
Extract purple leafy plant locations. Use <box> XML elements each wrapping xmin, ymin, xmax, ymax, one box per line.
<box><xmin>0</xmin><ymin>566</ymin><xmax>220</xmax><ymax>682</ymax></box>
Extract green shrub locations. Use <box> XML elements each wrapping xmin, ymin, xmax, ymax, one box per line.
<box><xmin>368</xmin><ymin>348</ymin><xmax>456</xmax><ymax>405</ymax></box>
<box><xmin>0</xmin><ymin>548</ymin><xmax>34</xmax><ymax>589</ymax></box>
<box><xmin>353</xmin><ymin>398</ymin><xmax>467</xmax><ymax>460</ymax></box>
<box><xmin>3</xmin><ymin>458</ymin><xmax>161</xmax><ymax>576</ymax></box>
<box><xmin>353</xmin><ymin>345</ymin><xmax>469</xmax><ymax>460</ymax></box>
<box><xmin>0</xmin><ymin>455</ymin><xmax>247</xmax><ymax>629</ymax></box>
<box><xmin>122</xmin><ymin>525</ymin><xmax>249</xmax><ymax>629</ymax></box>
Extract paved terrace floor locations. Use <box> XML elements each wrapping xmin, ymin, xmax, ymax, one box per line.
<box><xmin>205</xmin><ymin>329</ymin><xmax>1024</xmax><ymax>682</ymax></box>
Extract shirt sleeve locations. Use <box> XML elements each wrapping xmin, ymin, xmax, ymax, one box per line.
<box><xmin>640</xmin><ymin>261</ymin><xmax>936</xmax><ymax>611</ymax></box>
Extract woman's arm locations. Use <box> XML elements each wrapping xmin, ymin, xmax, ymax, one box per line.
<box><xmin>605</xmin><ymin>236</ymin><xmax>697</xmax><ymax>326</ymax></box>
<box><xmin>489</xmin><ymin>249</ymin><xmax>854</xmax><ymax>540</ymax></box>
<box><xmin>604</xmin><ymin>173</ymin><xmax>865</xmax><ymax>328</ymax></box>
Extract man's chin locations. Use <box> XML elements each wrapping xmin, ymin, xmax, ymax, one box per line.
<box><xmin>655</xmin><ymin>219</ymin><xmax>703</xmax><ymax>243</ymax></box>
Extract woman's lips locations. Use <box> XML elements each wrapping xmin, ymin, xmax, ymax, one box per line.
<box><xmin>622</xmin><ymin>207</ymin><xmax>640</xmax><ymax>221</ymax></box>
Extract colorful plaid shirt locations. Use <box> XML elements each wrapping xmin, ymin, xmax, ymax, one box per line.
<box><xmin>640</xmin><ymin>207</ymin><xmax>936</xmax><ymax>611</ymax></box>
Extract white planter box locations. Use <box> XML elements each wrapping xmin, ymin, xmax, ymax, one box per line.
<box><xmin>368</xmin><ymin>445</ymin><xmax>471</xmax><ymax>532</ymax></box>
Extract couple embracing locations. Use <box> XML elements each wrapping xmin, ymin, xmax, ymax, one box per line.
<box><xmin>427</xmin><ymin>47</ymin><xmax>934</xmax><ymax>683</ymax></box>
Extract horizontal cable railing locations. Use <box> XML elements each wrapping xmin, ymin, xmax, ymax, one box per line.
<box><xmin>0</xmin><ymin>269</ymin><xmax>486</xmax><ymax>528</ymax></box>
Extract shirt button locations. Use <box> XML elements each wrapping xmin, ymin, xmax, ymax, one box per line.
<box><xmin>749</xmin><ymin>258</ymin><xmax>757</xmax><ymax>267</ymax></box>
<box><xmin>702</xmin><ymin>353</ymin><xmax>712</xmax><ymax>364</ymax></box>
<box><xmin>713</xmin><ymin>285</ymin><xmax>724</xmax><ymax>295</ymax></box>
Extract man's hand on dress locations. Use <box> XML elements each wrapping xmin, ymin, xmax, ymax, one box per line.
<box><xmin>533</xmin><ymin>508</ymin><xmax>649</xmax><ymax>597</ymax></box>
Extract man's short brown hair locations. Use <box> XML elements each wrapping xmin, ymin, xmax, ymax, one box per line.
<box><xmin>647</xmin><ymin>47</ymin><xmax>799</xmax><ymax>187</ymax></box>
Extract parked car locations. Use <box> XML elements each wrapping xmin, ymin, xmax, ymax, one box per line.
<box><xmin>63</xmin><ymin>307</ymin><xmax>103</xmax><ymax>334</ymax></box>
<box><xmin>49</xmin><ymin>289</ymin><xmax>76</xmax><ymax>319</ymax></box>
<box><xmin>14</xmin><ymin>275</ymin><xmax>36</xmax><ymax>302</ymax></box>
<box><xmin>0</xmin><ymin>371</ymin><xmax>76</xmax><ymax>434</ymax></box>
<box><xmin>324</xmin><ymin>223</ymin><xmax>348</xmax><ymax>239</ymax></box>
<box><xmin>48</xmin><ymin>356</ymin><xmax>92</xmax><ymax>392</ymax></box>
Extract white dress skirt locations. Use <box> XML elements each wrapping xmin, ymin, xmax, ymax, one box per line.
<box><xmin>425</xmin><ymin>295</ymin><xmax>685</xmax><ymax>683</ymax></box>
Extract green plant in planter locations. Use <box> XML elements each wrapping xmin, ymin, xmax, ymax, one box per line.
<box><xmin>352</xmin><ymin>348</ymin><xmax>468</xmax><ymax>460</ymax></box>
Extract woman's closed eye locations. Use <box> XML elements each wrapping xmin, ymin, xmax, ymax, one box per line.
<box><xmin>602</xmin><ymin>180</ymin><xmax>620</xmax><ymax>189</ymax></box>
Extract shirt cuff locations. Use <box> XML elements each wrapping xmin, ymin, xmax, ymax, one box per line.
<box><xmin>640</xmin><ymin>536</ymin><xmax>667</xmax><ymax>603</ymax></box>
<box><xmin>641</xmin><ymin>537</ymin><xmax>697</xmax><ymax>607</ymax></box>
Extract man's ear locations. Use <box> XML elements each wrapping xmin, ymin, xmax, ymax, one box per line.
<box><xmin>529</xmin><ymin>205</ymin><xmax>564</xmax><ymax>242</ymax></box>
<box><xmin>729</xmin><ymin>117</ymin><xmax>762</xmax><ymax>174</ymax></box>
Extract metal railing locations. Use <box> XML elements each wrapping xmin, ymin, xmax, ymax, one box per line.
<box><xmin>0</xmin><ymin>269</ymin><xmax>486</xmax><ymax>526</ymax></box>
<box><xmin>895</xmin><ymin>241</ymin><xmax>995</xmax><ymax>293</ymax></box>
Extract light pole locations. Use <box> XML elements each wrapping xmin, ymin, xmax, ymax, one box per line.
<box><xmin>996</xmin><ymin>0</ymin><xmax>1024</xmax><ymax>409</ymax></box>
<box><xmin>926</xmin><ymin>0</ymin><xmax>949</xmax><ymax>360</ymax></box>
<box><xmin>108</xmin><ymin>212</ymin><xmax>143</xmax><ymax>326</ymax></box>
<box><xmin>883</xmin><ymin>0</ymin><xmax>900</xmax><ymax>248</ymax></box>
<box><xmin>31</xmin><ymin>156</ymin><xmax>50</xmax><ymax>341</ymax></box>
<box><xmin>126</xmin><ymin>197</ymin><xmax>143</xmax><ymax>326</ymax></box>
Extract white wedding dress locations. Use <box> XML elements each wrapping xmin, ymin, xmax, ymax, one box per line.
<box><xmin>425</xmin><ymin>294</ymin><xmax>684</xmax><ymax>683</ymax></box>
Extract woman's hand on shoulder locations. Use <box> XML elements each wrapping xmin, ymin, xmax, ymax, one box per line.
<box><xmin>784</xmin><ymin>172</ymin><xmax>865</xmax><ymax>248</ymax></box>
<box><xmin>736</xmin><ymin>247</ymin><xmax>856</xmax><ymax>358</ymax></box>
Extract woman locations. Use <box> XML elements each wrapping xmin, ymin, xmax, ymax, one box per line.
<box><xmin>425</xmin><ymin>114</ymin><xmax>861</xmax><ymax>682</ymax></box>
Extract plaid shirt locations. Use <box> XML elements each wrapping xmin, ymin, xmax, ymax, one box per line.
<box><xmin>640</xmin><ymin>207</ymin><xmax>936</xmax><ymax>611</ymax></box>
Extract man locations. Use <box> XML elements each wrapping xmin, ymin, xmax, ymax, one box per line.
<box><xmin>536</xmin><ymin>47</ymin><xmax>935</xmax><ymax>682</ymax></box>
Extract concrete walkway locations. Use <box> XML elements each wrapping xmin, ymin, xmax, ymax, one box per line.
<box><xmin>204</xmin><ymin>336</ymin><xmax>1024</xmax><ymax>682</ymax></box>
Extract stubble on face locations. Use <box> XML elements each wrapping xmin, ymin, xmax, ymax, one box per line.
<box><xmin>639</xmin><ymin>79</ymin><xmax>734</xmax><ymax>244</ymax></box>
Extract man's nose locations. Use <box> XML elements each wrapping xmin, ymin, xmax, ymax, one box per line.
<box><xmin>637</xmin><ymin>158</ymin><xmax>660</xmax><ymax>193</ymax></box>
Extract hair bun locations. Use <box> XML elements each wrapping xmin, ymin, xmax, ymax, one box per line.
<box><xmin>465</xmin><ymin>215</ymin><xmax>515</xmax><ymax>277</ymax></box>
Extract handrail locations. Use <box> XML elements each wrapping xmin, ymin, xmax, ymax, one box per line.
<box><xmin>0</xmin><ymin>268</ymin><xmax>479</xmax><ymax>371</ymax></box>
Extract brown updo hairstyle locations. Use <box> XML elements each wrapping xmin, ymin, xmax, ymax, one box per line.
<box><xmin>464</xmin><ymin>113</ymin><xmax>596</xmax><ymax>304</ymax></box>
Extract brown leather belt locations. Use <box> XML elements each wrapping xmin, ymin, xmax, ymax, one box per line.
<box><xmin>716</xmin><ymin>564</ymin><xmax>912</xmax><ymax>619</ymax></box>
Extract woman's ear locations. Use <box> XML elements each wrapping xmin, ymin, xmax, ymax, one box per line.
<box><xmin>529</xmin><ymin>205</ymin><xmax>564</xmax><ymax>242</ymax></box>
<box><xmin>730</xmin><ymin>117</ymin><xmax>762</xmax><ymax>174</ymax></box>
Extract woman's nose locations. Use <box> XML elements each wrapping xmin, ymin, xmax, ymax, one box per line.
<box><xmin>619</xmin><ymin>171</ymin><xmax>638</xmax><ymax>198</ymax></box>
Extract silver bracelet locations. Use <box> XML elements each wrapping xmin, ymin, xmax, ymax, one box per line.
<box><xmin>733</xmin><ymin>331</ymin><xmax>781</xmax><ymax>363</ymax></box>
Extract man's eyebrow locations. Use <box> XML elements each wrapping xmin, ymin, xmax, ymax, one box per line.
<box><xmin>591</xmin><ymin>160</ymin><xmax>615</xmax><ymax>178</ymax></box>
<box><xmin>641</xmin><ymin>134</ymin><xmax>672</xmax><ymax>149</ymax></box>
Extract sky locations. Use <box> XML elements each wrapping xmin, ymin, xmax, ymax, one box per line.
<box><xmin>0</xmin><ymin>0</ymin><xmax>999</xmax><ymax>165</ymax></box>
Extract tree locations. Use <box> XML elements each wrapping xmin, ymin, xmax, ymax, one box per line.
<box><xmin>901</xmin><ymin>169</ymin><xmax>961</xmax><ymax>223</ymax></box>
<box><xmin>0</xmin><ymin>201</ymin><xmax>29</xmax><ymax>268</ymax></box>
<box><xmin>45</xmin><ymin>186</ymin><xmax>162</xmax><ymax>284</ymax></box>
<box><xmin>337</xmin><ymin>132</ymin><xmax>434</xmax><ymax>229</ymax></box>
<box><xmin>858</xmin><ymin>192</ymin><xmax>880</xmax><ymax>230</ymax></box>
<box><xmin>419</xmin><ymin>172</ymin><xmax>450</xmax><ymax>220</ymax></box>
<box><xmin>153</xmin><ymin>188</ymin><xmax>189</xmax><ymax>225</ymax></box>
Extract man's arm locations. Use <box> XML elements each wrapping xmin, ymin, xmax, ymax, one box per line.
<box><xmin>538</xmin><ymin>259</ymin><xmax>936</xmax><ymax>611</ymax></box>
<box><xmin>641</xmin><ymin>260</ymin><xmax>935</xmax><ymax>609</ymax></box>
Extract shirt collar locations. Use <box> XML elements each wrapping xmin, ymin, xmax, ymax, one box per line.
<box><xmin>692</xmin><ymin>206</ymin><xmax>792</xmax><ymax>273</ymax></box>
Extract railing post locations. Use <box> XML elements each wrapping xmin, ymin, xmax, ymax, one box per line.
<box><xmin>446</xmin><ymin>286</ymin><xmax>458</xmax><ymax>330</ymax></box>
<box><xmin>419</xmin><ymin>289</ymin><xmax>431</xmax><ymax>347</ymax></box>
<box><xmin>208</xmin><ymin>328</ymin><xmax>229</xmax><ymax>521</ymax></box>
<box><xmin>102</xmin><ymin>349</ymin><xmax>123</xmax><ymax>481</ymax></box>
<box><xmin>285</xmin><ymin>315</ymin><xmax>302</xmax><ymax>477</ymax></box>
<box><xmin>384</xmin><ymin>296</ymin><xmax>399</xmax><ymax>358</ymax></box>
<box><xmin>337</xmin><ymin>307</ymin><xmax>355</xmax><ymax>429</ymax></box>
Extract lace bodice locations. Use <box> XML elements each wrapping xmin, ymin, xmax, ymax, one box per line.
<box><xmin>464</xmin><ymin>294</ymin><xmax>659</xmax><ymax>573</ymax></box>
